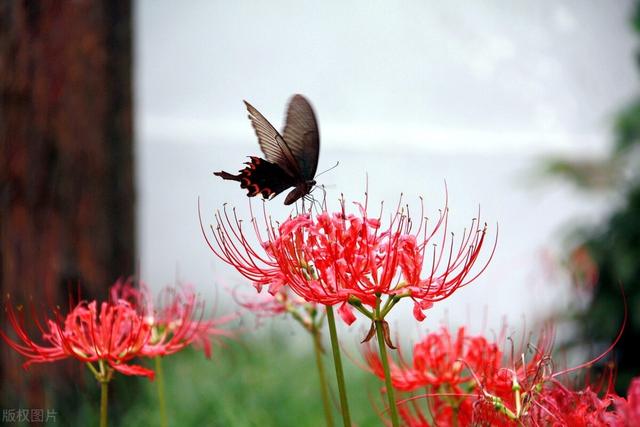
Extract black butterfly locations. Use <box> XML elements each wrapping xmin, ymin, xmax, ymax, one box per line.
<box><xmin>214</xmin><ymin>94</ymin><xmax>320</xmax><ymax>205</ymax></box>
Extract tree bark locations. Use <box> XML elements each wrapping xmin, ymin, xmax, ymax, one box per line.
<box><xmin>0</xmin><ymin>0</ymin><xmax>133</xmax><ymax>410</ymax></box>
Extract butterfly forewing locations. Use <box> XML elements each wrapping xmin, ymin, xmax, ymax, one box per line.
<box><xmin>282</xmin><ymin>95</ymin><xmax>320</xmax><ymax>181</ymax></box>
<box><xmin>243</xmin><ymin>100</ymin><xmax>300</xmax><ymax>178</ymax></box>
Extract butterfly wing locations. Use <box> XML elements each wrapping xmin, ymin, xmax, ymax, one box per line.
<box><xmin>282</xmin><ymin>94</ymin><xmax>320</xmax><ymax>181</ymax></box>
<box><xmin>243</xmin><ymin>100</ymin><xmax>301</xmax><ymax>178</ymax></box>
<box><xmin>214</xmin><ymin>157</ymin><xmax>296</xmax><ymax>199</ymax></box>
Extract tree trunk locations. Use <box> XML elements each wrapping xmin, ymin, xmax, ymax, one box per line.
<box><xmin>0</xmin><ymin>0</ymin><xmax>133</xmax><ymax>411</ymax></box>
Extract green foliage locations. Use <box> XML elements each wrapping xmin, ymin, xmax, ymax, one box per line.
<box><xmin>614</xmin><ymin>101</ymin><xmax>640</xmax><ymax>153</ymax></box>
<box><xmin>542</xmin><ymin>157</ymin><xmax>620</xmax><ymax>189</ymax></box>
<box><xmin>3</xmin><ymin>331</ymin><xmax>387</xmax><ymax>426</ymax></box>
<box><xmin>571</xmin><ymin>182</ymin><xmax>640</xmax><ymax>393</ymax></box>
<box><xmin>109</xmin><ymin>333</ymin><xmax>382</xmax><ymax>427</ymax></box>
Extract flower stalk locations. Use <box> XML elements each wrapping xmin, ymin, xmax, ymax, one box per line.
<box><xmin>100</xmin><ymin>380</ymin><xmax>109</xmax><ymax>427</ymax></box>
<box><xmin>312</xmin><ymin>326</ymin><xmax>335</xmax><ymax>427</ymax></box>
<box><xmin>326</xmin><ymin>305</ymin><xmax>352</xmax><ymax>427</ymax></box>
<box><xmin>94</xmin><ymin>360</ymin><xmax>114</xmax><ymax>427</ymax></box>
<box><xmin>155</xmin><ymin>356</ymin><xmax>168</xmax><ymax>427</ymax></box>
<box><xmin>374</xmin><ymin>298</ymin><xmax>400</xmax><ymax>427</ymax></box>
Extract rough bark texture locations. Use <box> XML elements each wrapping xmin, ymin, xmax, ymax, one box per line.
<box><xmin>0</xmin><ymin>0</ymin><xmax>133</xmax><ymax>409</ymax></box>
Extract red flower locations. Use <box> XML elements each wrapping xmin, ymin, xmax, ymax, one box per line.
<box><xmin>598</xmin><ymin>377</ymin><xmax>640</xmax><ymax>427</ymax></box>
<box><xmin>1</xmin><ymin>296</ymin><xmax>155</xmax><ymax>379</ymax></box>
<box><xmin>110</xmin><ymin>280</ymin><xmax>234</xmax><ymax>359</ymax></box>
<box><xmin>233</xmin><ymin>285</ymin><xmax>319</xmax><ymax>329</ymax></box>
<box><xmin>364</xmin><ymin>325</ymin><xmax>637</xmax><ymax>426</ymax></box>
<box><xmin>365</xmin><ymin>327</ymin><xmax>502</xmax><ymax>393</ymax></box>
<box><xmin>1</xmin><ymin>281</ymin><xmax>235</xmax><ymax>380</ymax></box>
<box><xmin>528</xmin><ymin>383</ymin><xmax>626</xmax><ymax>426</ymax></box>
<box><xmin>202</xmin><ymin>203</ymin><xmax>286</xmax><ymax>293</ymax></box>
<box><xmin>365</xmin><ymin>327</ymin><xmax>501</xmax><ymax>425</ymax></box>
<box><xmin>625</xmin><ymin>377</ymin><xmax>640</xmax><ymax>425</ymax></box>
<box><xmin>204</xmin><ymin>195</ymin><xmax>495</xmax><ymax>324</ymax></box>
<box><xmin>469</xmin><ymin>326</ymin><xmax>556</xmax><ymax>425</ymax></box>
<box><xmin>233</xmin><ymin>287</ymin><xmax>300</xmax><ymax>318</ymax></box>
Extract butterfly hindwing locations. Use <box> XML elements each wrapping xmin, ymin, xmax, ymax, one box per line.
<box><xmin>214</xmin><ymin>157</ymin><xmax>296</xmax><ymax>199</ymax></box>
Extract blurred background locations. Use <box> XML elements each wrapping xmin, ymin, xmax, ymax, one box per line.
<box><xmin>2</xmin><ymin>1</ymin><xmax>640</xmax><ymax>425</ymax></box>
<box><xmin>137</xmin><ymin>0</ymin><xmax>634</xmax><ymax>340</ymax></box>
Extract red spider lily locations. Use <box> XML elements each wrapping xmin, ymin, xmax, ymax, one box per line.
<box><xmin>1</xmin><ymin>296</ymin><xmax>155</xmax><ymax>379</ymax></box>
<box><xmin>233</xmin><ymin>285</ymin><xmax>320</xmax><ymax>331</ymax></box>
<box><xmin>1</xmin><ymin>281</ymin><xmax>234</xmax><ymax>380</ymax></box>
<box><xmin>617</xmin><ymin>377</ymin><xmax>640</xmax><ymax>426</ymax></box>
<box><xmin>365</xmin><ymin>327</ymin><xmax>501</xmax><ymax>426</ymax></box>
<box><xmin>233</xmin><ymin>287</ymin><xmax>304</xmax><ymax>318</ymax></box>
<box><xmin>110</xmin><ymin>280</ymin><xmax>235</xmax><ymax>358</ymax></box>
<box><xmin>526</xmin><ymin>382</ymin><xmax>627</xmax><ymax>426</ymax></box>
<box><xmin>366</xmin><ymin>324</ymin><xmax>640</xmax><ymax>426</ymax></box>
<box><xmin>365</xmin><ymin>327</ymin><xmax>503</xmax><ymax>393</ymax></box>
<box><xmin>472</xmin><ymin>326</ymin><xmax>557</xmax><ymax>421</ymax></box>
<box><xmin>203</xmin><ymin>194</ymin><xmax>495</xmax><ymax>324</ymax></box>
<box><xmin>381</xmin><ymin>381</ymin><xmax>638</xmax><ymax>427</ymax></box>
<box><xmin>202</xmin><ymin>202</ymin><xmax>286</xmax><ymax>293</ymax></box>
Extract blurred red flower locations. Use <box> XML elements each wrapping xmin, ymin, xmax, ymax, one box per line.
<box><xmin>1</xmin><ymin>296</ymin><xmax>155</xmax><ymax>379</ymax></box>
<box><xmin>619</xmin><ymin>377</ymin><xmax>640</xmax><ymax>426</ymax></box>
<box><xmin>233</xmin><ymin>287</ymin><xmax>305</xmax><ymax>318</ymax></box>
<box><xmin>1</xmin><ymin>280</ymin><xmax>235</xmax><ymax>379</ymax></box>
<box><xmin>110</xmin><ymin>280</ymin><xmax>235</xmax><ymax>359</ymax></box>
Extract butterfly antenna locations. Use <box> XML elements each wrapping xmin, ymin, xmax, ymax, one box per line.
<box><xmin>314</xmin><ymin>161</ymin><xmax>340</xmax><ymax>179</ymax></box>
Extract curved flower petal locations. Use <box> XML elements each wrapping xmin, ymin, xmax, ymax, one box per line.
<box><xmin>337</xmin><ymin>302</ymin><xmax>356</xmax><ymax>325</ymax></box>
<box><xmin>110</xmin><ymin>362</ymin><xmax>155</xmax><ymax>380</ymax></box>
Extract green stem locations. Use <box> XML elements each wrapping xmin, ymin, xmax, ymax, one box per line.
<box><xmin>326</xmin><ymin>305</ymin><xmax>352</xmax><ymax>427</ymax></box>
<box><xmin>312</xmin><ymin>327</ymin><xmax>335</xmax><ymax>427</ymax></box>
<box><xmin>348</xmin><ymin>300</ymin><xmax>374</xmax><ymax>320</ymax></box>
<box><xmin>86</xmin><ymin>362</ymin><xmax>100</xmax><ymax>378</ymax></box>
<box><xmin>452</xmin><ymin>405</ymin><xmax>459</xmax><ymax>427</ymax></box>
<box><xmin>380</xmin><ymin>295</ymin><xmax>402</xmax><ymax>319</ymax></box>
<box><xmin>155</xmin><ymin>356</ymin><xmax>168</xmax><ymax>427</ymax></box>
<box><xmin>100</xmin><ymin>380</ymin><xmax>109</xmax><ymax>427</ymax></box>
<box><xmin>374</xmin><ymin>298</ymin><xmax>400</xmax><ymax>427</ymax></box>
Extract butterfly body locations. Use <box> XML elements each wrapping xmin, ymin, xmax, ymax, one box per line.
<box><xmin>214</xmin><ymin>94</ymin><xmax>319</xmax><ymax>205</ymax></box>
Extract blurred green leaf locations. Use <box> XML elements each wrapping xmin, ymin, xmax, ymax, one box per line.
<box><xmin>109</xmin><ymin>333</ymin><xmax>383</xmax><ymax>427</ymax></box>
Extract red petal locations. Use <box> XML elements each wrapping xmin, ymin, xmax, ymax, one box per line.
<box><xmin>413</xmin><ymin>301</ymin><xmax>426</xmax><ymax>321</ymax></box>
<box><xmin>338</xmin><ymin>302</ymin><xmax>356</xmax><ymax>325</ymax></box>
<box><xmin>110</xmin><ymin>362</ymin><xmax>155</xmax><ymax>380</ymax></box>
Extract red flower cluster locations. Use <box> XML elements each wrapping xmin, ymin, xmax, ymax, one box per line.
<box><xmin>204</xmin><ymin>195</ymin><xmax>494</xmax><ymax>324</ymax></box>
<box><xmin>365</xmin><ymin>327</ymin><xmax>640</xmax><ymax>426</ymax></box>
<box><xmin>1</xmin><ymin>280</ymin><xmax>232</xmax><ymax>379</ymax></box>
<box><xmin>365</xmin><ymin>327</ymin><xmax>503</xmax><ymax>393</ymax></box>
<box><xmin>111</xmin><ymin>281</ymin><xmax>234</xmax><ymax>359</ymax></box>
<box><xmin>2</xmin><ymin>296</ymin><xmax>156</xmax><ymax>378</ymax></box>
<box><xmin>233</xmin><ymin>287</ymin><xmax>307</xmax><ymax>319</ymax></box>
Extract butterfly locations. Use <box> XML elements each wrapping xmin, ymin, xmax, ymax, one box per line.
<box><xmin>214</xmin><ymin>94</ymin><xmax>320</xmax><ymax>205</ymax></box>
